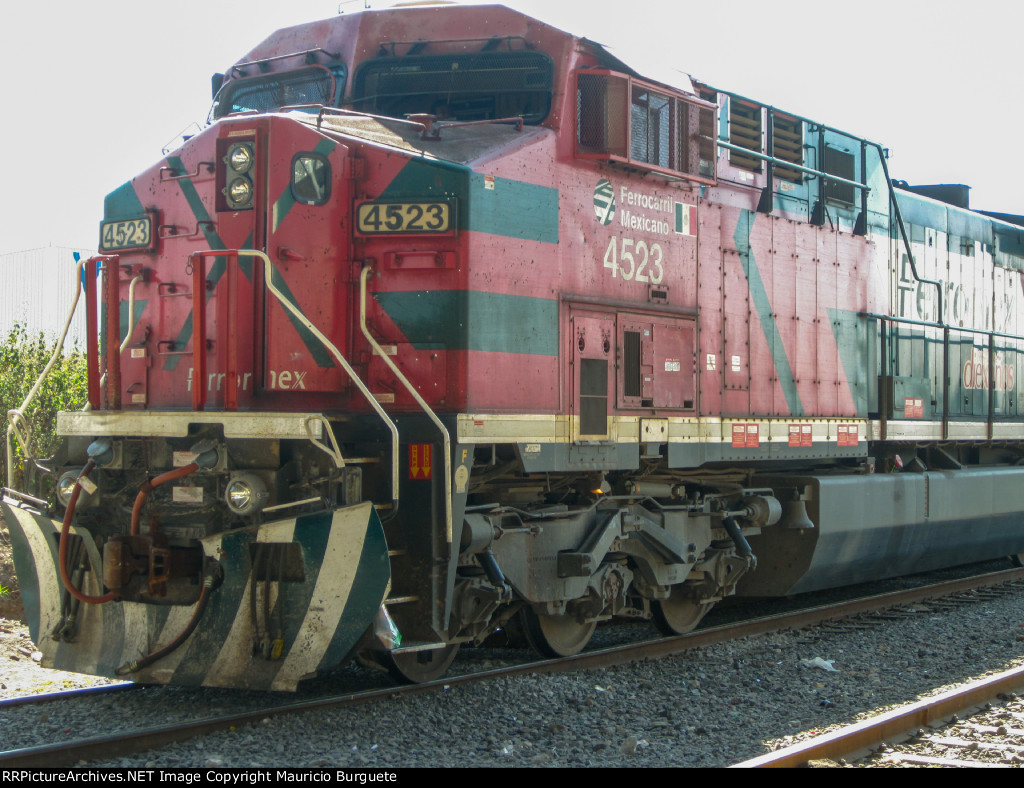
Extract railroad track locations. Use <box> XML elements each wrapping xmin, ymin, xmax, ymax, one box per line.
<box><xmin>0</xmin><ymin>683</ymin><xmax>135</xmax><ymax>710</ymax></box>
<box><xmin>735</xmin><ymin>665</ymin><xmax>1024</xmax><ymax>767</ymax></box>
<box><xmin>3</xmin><ymin>566</ymin><xmax>1023</xmax><ymax>768</ymax></box>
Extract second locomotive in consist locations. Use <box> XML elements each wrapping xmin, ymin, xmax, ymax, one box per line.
<box><xmin>5</xmin><ymin>3</ymin><xmax>1024</xmax><ymax>688</ymax></box>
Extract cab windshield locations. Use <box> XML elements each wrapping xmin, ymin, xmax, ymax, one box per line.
<box><xmin>212</xmin><ymin>66</ymin><xmax>346</xmax><ymax>119</ymax></box>
<box><xmin>352</xmin><ymin>51</ymin><xmax>553</xmax><ymax>125</ymax></box>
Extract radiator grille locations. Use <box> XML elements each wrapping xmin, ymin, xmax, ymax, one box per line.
<box><xmin>729</xmin><ymin>101</ymin><xmax>762</xmax><ymax>171</ymax></box>
<box><xmin>772</xmin><ymin>115</ymin><xmax>803</xmax><ymax>182</ymax></box>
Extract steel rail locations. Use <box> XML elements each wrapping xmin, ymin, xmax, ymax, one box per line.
<box><xmin>2</xmin><ymin>567</ymin><xmax>1022</xmax><ymax>767</ymax></box>
<box><xmin>0</xmin><ymin>683</ymin><xmax>135</xmax><ymax>710</ymax></box>
<box><xmin>734</xmin><ymin>663</ymin><xmax>1024</xmax><ymax>768</ymax></box>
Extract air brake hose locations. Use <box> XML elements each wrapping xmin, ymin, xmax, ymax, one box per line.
<box><xmin>722</xmin><ymin>515</ymin><xmax>755</xmax><ymax>562</ymax></box>
<box><xmin>116</xmin><ymin>572</ymin><xmax>215</xmax><ymax>676</ymax></box>
<box><xmin>130</xmin><ymin>462</ymin><xmax>200</xmax><ymax>536</ymax></box>
<box><xmin>478</xmin><ymin>551</ymin><xmax>508</xmax><ymax>589</ymax></box>
<box><xmin>58</xmin><ymin>458</ymin><xmax>120</xmax><ymax>605</ymax></box>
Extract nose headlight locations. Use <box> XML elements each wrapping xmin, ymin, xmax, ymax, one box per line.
<box><xmin>225</xmin><ymin>472</ymin><xmax>268</xmax><ymax>515</ymax></box>
<box><xmin>219</xmin><ymin>140</ymin><xmax>256</xmax><ymax>212</ymax></box>
<box><xmin>57</xmin><ymin>469</ymin><xmax>95</xmax><ymax>508</ymax></box>
<box><xmin>227</xmin><ymin>177</ymin><xmax>253</xmax><ymax>207</ymax></box>
<box><xmin>57</xmin><ymin>472</ymin><xmax>79</xmax><ymax>507</ymax></box>
<box><xmin>228</xmin><ymin>144</ymin><xmax>254</xmax><ymax>173</ymax></box>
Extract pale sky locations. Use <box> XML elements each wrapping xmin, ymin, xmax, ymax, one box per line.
<box><xmin>1</xmin><ymin>0</ymin><xmax>1019</xmax><ymax>255</ymax></box>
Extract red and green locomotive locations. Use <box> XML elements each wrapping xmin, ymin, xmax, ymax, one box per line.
<box><xmin>5</xmin><ymin>3</ymin><xmax>1024</xmax><ymax>689</ymax></box>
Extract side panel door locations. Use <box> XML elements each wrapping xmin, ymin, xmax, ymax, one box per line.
<box><xmin>569</xmin><ymin>309</ymin><xmax>615</xmax><ymax>441</ymax></box>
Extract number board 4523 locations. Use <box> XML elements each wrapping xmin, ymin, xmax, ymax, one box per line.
<box><xmin>99</xmin><ymin>214</ymin><xmax>156</xmax><ymax>253</ymax></box>
<box><xmin>356</xmin><ymin>201</ymin><xmax>454</xmax><ymax>236</ymax></box>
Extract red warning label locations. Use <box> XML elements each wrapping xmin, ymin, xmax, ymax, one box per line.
<box><xmin>837</xmin><ymin>424</ymin><xmax>859</xmax><ymax>446</ymax></box>
<box><xmin>789</xmin><ymin>424</ymin><xmax>813</xmax><ymax>447</ymax></box>
<box><xmin>409</xmin><ymin>443</ymin><xmax>433</xmax><ymax>480</ymax></box>
<box><xmin>732</xmin><ymin>424</ymin><xmax>760</xmax><ymax>448</ymax></box>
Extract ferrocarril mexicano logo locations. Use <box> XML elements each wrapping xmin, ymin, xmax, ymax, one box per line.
<box><xmin>594</xmin><ymin>179</ymin><xmax>616</xmax><ymax>225</ymax></box>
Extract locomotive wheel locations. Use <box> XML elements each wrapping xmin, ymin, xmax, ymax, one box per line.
<box><xmin>384</xmin><ymin>644</ymin><xmax>460</xmax><ymax>684</ymax></box>
<box><xmin>651</xmin><ymin>587</ymin><xmax>713</xmax><ymax>636</ymax></box>
<box><xmin>520</xmin><ymin>608</ymin><xmax>596</xmax><ymax>658</ymax></box>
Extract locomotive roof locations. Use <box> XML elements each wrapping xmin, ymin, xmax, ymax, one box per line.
<box><xmin>224</xmin><ymin>3</ymin><xmax>700</xmax><ymax>99</ymax></box>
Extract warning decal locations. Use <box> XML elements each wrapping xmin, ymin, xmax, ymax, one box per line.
<box><xmin>409</xmin><ymin>443</ymin><xmax>433</xmax><ymax>480</ymax></box>
<box><xmin>732</xmin><ymin>424</ymin><xmax>760</xmax><ymax>448</ymax></box>
<box><xmin>789</xmin><ymin>424</ymin><xmax>813</xmax><ymax>447</ymax></box>
<box><xmin>837</xmin><ymin>424</ymin><xmax>859</xmax><ymax>446</ymax></box>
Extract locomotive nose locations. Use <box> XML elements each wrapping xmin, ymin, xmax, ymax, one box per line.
<box><xmin>1</xmin><ymin>499</ymin><xmax>390</xmax><ymax>690</ymax></box>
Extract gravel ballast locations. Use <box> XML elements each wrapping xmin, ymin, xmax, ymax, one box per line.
<box><xmin>3</xmin><ymin>580</ymin><xmax>1022</xmax><ymax>768</ymax></box>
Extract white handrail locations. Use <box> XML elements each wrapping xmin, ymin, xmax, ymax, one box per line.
<box><xmin>231</xmin><ymin>250</ymin><xmax>401</xmax><ymax>509</ymax></box>
<box><xmin>359</xmin><ymin>266</ymin><xmax>453</xmax><ymax>544</ymax></box>
<box><xmin>96</xmin><ymin>274</ymin><xmax>144</xmax><ymax>396</ymax></box>
<box><xmin>7</xmin><ymin>258</ymin><xmax>87</xmax><ymax>488</ymax></box>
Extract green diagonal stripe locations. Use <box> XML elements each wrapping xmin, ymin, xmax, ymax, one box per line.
<box><xmin>374</xmin><ymin>290</ymin><xmax>557</xmax><ymax>355</ymax></box>
<box><xmin>160</xmin><ymin>156</ymin><xmax>333</xmax><ymax>370</ymax></box>
<box><xmin>734</xmin><ymin>210</ymin><xmax>804</xmax><ymax>416</ymax></box>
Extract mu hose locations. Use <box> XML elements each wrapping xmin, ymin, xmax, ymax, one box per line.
<box><xmin>116</xmin><ymin>573</ymin><xmax>215</xmax><ymax>676</ymax></box>
<box><xmin>58</xmin><ymin>458</ymin><xmax>119</xmax><ymax>605</ymax></box>
<box><xmin>130</xmin><ymin>462</ymin><xmax>200</xmax><ymax>536</ymax></box>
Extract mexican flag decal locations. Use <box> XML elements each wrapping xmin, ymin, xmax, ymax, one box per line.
<box><xmin>675</xmin><ymin>202</ymin><xmax>697</xmax><ymax>236</ymax></box>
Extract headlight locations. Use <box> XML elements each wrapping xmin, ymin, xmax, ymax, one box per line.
<box><xmin>56</xmin><ymin>469</ymin><xmax>97</xmax><ymax>508</ymax></box>
<box><xmin>225</xmin><ymin>472</ymin><xmax>268</xmax><ymax>515</ymax></box>
<box><xmin>218</xmin><ymin>139</ymin><xmax>256</xmax><ymax>212</ymax></box>
<box><xmin>228</xmin><ymin>144</ymin><xmax>254</xmax><ymax>173</ymax></box>
<box><xmin>57</xmin><ymin>471</ymin><xmax>80</xmax><ymax>507</ymax></box>
<box><xmin>227</xmin><ymin>177</ymin><xmax>253</xmax><ymax>207</ymax></box>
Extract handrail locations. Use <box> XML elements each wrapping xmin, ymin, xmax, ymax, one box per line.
<box><xmin>6</xmin><ymin>257</ymin><xmax>90</xmax><ymax>488</ymax></box>
<box><xmin>713</xmin><ymin>137</ymin><xmax>870</xmax><ymax>193</ymax></box>
<box><xmin>187</xmin><ymin>249</ymin><xmax>401</xmax><ymax>511</ymax></box>
<box><xmin>868</xmin><ymin>141</ymin><xmax>944</xmax><ymax>327</ymax></box>
<box><xmin>360</xmin><ymin>265</ymin><xmax>453</xmax><ymax>544</ymax></box>
<box><xmin>866</xmin><ymin>312</ymin><xmax>1017</xmax><ymax>440</ymax></box>
<box><xmin>315</xmin><ymin>106</ymin><xmax>431</xmax><ymax>134</ymax></box>
<box><xmin>159</xmin><ymin>163</ymin><xmax>215</xmax><ymax>182</ymax></box>
<box><xmin>230</xmin><ymin>48</ymin><xmax>340</xmax><ymax>76</ymax></box>
<box><xmin>102</xmin><ymin>257</ymin><xmax>122</xmax><ymax>409</ymax></box>
<box><xmin>860</xmin><ymin>312</ymin><xmax>1024</xmax><ymax>343</ymax></box>
<box><xmin>98</xmin><ymin>274</ymin><xmax>143</xmax><ymax>395</ymax></box>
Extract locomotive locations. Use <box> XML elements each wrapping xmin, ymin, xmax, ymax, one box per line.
<box><xmin>4</xmin><ymin>2</ymin><xmax>1024</xmax><ymax>690</ymax></box>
